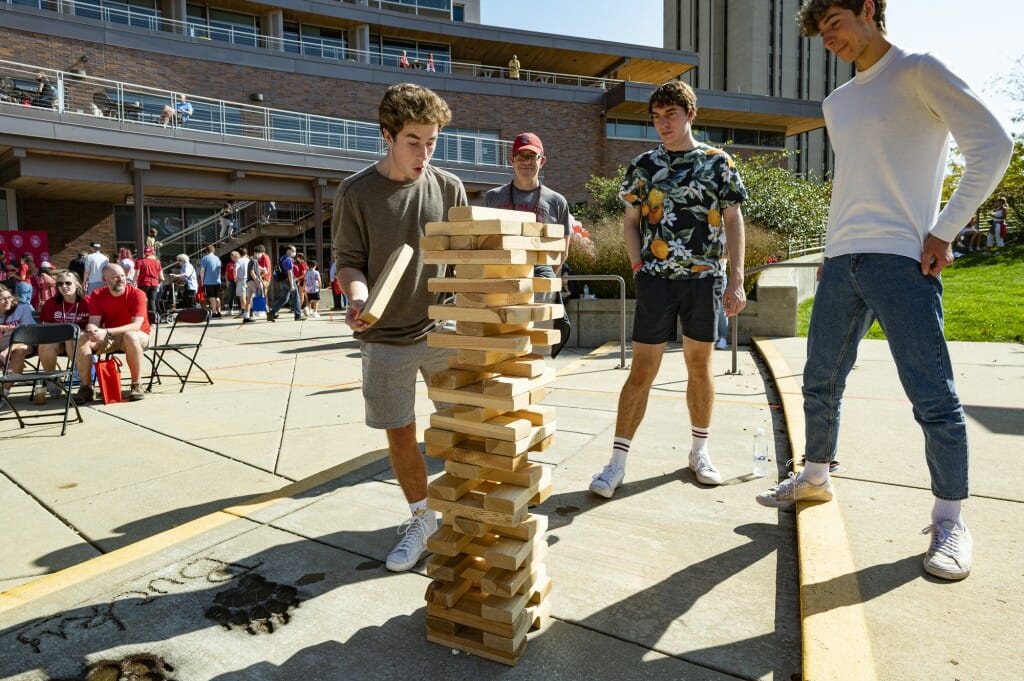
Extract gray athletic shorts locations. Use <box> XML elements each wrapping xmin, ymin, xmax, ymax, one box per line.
<box><xmin>360</xmin><ymin>339</ymin><xmax>453</xmax><ymax>430</ymax></box>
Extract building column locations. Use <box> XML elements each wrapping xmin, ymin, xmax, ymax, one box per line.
<box><xmin>132</xmin><ymin>161</ymin><xmax>149</xmax><ymax>256</ymax></box>
<box><xmin>161</xmin><ymin>0</ymin><xmax>187</xmax><ymax>34</ymax></box>
<box><xmin>313</xmin><ymin>178</ymin><xmax>326</xmax><ymax>266</ymax></box>
<box><xmin>261</xmin><ymin>10</ymin><xmax>284</xmax><ymax>51</ymax></box>
<box><xmin>350</xmin><ymin>24</ymin><xmax>371</xmax><ymax>64</ymax></box>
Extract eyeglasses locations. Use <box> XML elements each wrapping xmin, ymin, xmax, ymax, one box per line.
<box><xmin>57</xmin><ymin>281</ymin><xmax>76</xmax><ymax>287</ymax></box>
<box><xmin>513</xmin><ymin>153</ymin><xmax>542</xmax><ymax>163</ymax></box>
<box><xmin>0</xmin><ymin>296</ymin><xmax>12</xmax><ymax>302</ymax></box>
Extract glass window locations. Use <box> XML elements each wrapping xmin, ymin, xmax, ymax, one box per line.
<box><xmin>759</xmin><ymin>131</ymin><xmax>785</xmax><ymax>148</ymax></box>
<box><xmin>732</xmin><ymin>129</ymin><xmax>758</xmax><ymax>146</ymax></box>
<box><xmin>208</xmin><ymin>9</ymin><xmax>257</xmax><ymax>47</ymax></box>
<box><xmin>283</xmin><ymin>21</ymin><xmax>300</xmax><ymax>54</ymax></box>
<box><xmin>453</xmin><ymin>4</ymin><xmax>464</xmax><ymax>21</ymax></box>
<box><xmin>301</xmin><ymin>25</ymin><xmax>347</xmax><ymax>61</ymax></box>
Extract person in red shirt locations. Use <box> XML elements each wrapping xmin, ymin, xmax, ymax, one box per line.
<box><xmin>30</xmin><ymin>261</ymin><xmax>56</xmax><ymax>311</ymax></box>
<box><xmin>134</xmin><ymin>246</ymin><xmax>164</xmax><ymax>322</ymax></box>
<box><xmin>293</xmin><ymin>252</ymin><xmax>310</xmax><ymax>316</ymax></box>
<box><xmin>223</xmin><ymin>251</ymin><xmax>238</xmax><ymax>316</ymax></box>
<box><xmin>33</xmin><ymin>271</ymin><xmax>91</xmax><ymax>403</ymax></box>
<box><xmin>74</xmin><ymin>263</ymin><xmax>151</xmax><ymax>404</ymax></box>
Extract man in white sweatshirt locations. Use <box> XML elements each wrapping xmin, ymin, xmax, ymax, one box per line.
<box><xmin>756</xmin><ymin>0</ymin><xmax>1012</xmax><ymax>582</ymax></box>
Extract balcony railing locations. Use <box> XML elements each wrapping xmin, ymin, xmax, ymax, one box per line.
<box><xmin>1</xmin><ymin>0</ymin><xmax>622</xmax><ymax>90</ymax></box>
<box><xmin>0</xmin><ymin>59</ymin><xmax>513</xmax><ymax>168</ymax></box>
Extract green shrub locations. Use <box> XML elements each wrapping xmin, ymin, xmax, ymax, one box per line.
<box><xmin>566</xmin><ymin>218</ymin><xmax>635</xmax><ymax>298</ymax></box>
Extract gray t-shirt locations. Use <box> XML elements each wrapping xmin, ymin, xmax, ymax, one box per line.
<box><xmin>333</xmin><ymin>163</ymin><xmax>467</xmax><ymax>344</ymax></box>
<box><xmin>483</xmin><ymin>183</ymin><xmax>571</xmax><ymax>278</ymax></box>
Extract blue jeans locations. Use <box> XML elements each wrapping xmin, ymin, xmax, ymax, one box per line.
<box><xmin>803</xmin><ymin>254</ymin><xmax>968</xmax><ymax>500</ymax></box>
<box><xmin>270</xmin><ymin>286</ymin><xmax>301</xmax><ymax>318</ymax></box>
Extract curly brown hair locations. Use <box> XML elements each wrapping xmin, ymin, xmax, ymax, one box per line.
<box><xmin>378</xmin><ymin>83</ymin><xmax>452</xmax><ymax>138</ymax></box>
<box><xmin>797</xmin><ymin>0</ymin><xmax>886</xmax><ymax>37</ymax></box>
<box><xmin>648</xmin><ymin>80</ymin><xmax>698</xmax><ymax>117</ymax></box>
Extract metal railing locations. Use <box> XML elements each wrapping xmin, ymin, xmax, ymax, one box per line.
<box><xmin>786</xmin><ymin>233</ymin><xmax>826</xmax><ymax>259</ymax></box>
<box><xmin>566</xmin><ymin>274</ymin><xmax>627</xmax><ymax>369</ymax></box>
<box><xmin>1</xmin><ymin>0</ymin><xmax>623</xmax><ymax>90</ymax></box>
<box><xmin>0</xmin><ymin>59</ymin><xmax>513</xmax><ymax>167</ymax></box>
<box><xmin>728</xmin><ymin>261</ymin><xmax>823</xmax><ymax>374</ymax></box>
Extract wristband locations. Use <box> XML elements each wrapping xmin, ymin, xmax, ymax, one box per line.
<box><xmin>631</xmin><ymin>262</ymin><xmax>643</xmax><ymax>273</ymax></box>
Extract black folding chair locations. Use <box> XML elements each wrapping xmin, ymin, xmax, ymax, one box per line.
<box><xmin>0</xmin><ymin>323</ymin><xmax>82</xmax><ymax>436</ymax></box>
<box><xmin>146</xmin><ymin>307</ymin><xmax>213</xmax><ymax>393</ymax></box>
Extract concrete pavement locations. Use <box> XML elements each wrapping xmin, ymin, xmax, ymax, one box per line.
<box><xmin>0</xmin><ymin>311</ymin><xmax>1019</xmax><ymax>679</ymax></box>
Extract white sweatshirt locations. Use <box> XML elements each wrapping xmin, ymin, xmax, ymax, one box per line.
<box><xmin>823</xmin><ymin>46</ymin><xmax>1012</xmax><ymax>261</ymax></box>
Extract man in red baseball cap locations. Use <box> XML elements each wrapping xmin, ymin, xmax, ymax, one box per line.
<box><xmin>134</xmin><ymin>244</ymin><xmax>164</xmax><ymax>321</ymax></box>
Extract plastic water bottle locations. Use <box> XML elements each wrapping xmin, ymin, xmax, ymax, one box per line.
<box><xmin>583</xmin><ymin>284</ymin><xmax>590</xmax><ymax>298</ymax></box>
<box><xmin>752</xmin><ymin>427</ymin><xmax>769</xmax><ymax>477</ymax></box>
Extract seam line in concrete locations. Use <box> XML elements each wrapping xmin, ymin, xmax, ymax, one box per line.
<box><xmin>273</xmin><ymin>355</ymin><xmax>300</xmax><ymax>477</ymax></box>
<box><xmin>754</xmin><ymin>337</ymin><xmax>877</xmax><ymax>681</ymax></box>
<box><xmin>0</xmin><ymin>469</ymin><xmax>103</xmax><ymax>555</ymax></box>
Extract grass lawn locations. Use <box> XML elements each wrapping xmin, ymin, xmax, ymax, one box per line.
<box><xmin>796</xmin><ymin>243</ymin><xmax>1024</xmax><ymax>343</ymax></box>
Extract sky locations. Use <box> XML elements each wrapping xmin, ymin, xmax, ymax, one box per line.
<box><xmin>482</xmin><ymin>0</ymin><xmax>1022</xmax><ymax>131</ymax></box>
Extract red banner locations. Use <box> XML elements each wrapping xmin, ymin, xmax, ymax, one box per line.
<box><xmin>0</xmin><ymin>231</ymin><xmax>51</xmax><ymax>268</ymax></box>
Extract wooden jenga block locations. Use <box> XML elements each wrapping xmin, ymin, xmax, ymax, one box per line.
<box><xmin>454</xmin><ymin>321</ymin><xmax>532</xmax><ymax>336</ymax></box>
<box><xmin>430</xmin><ymin>409</ymin><xmax>533</xmax><ymax>442</ymax></box>
<box><xmin>526</xmin><ymin>596</ymin><xmax>552</xmax><ymax>630</ymax></box>
<box><xmin>483</xmin><ymin>563</ymin><xmax>537</xmax><ymax>600</ymax></box>
<box><xmin>447</xmin><ymin>514</ymin><xmax>491</xmax><ymax>538</ymax></box>
<box><xmin>357</xmin><ymin>243</ymin><xmax>413</xmax><ymax>326</ymax></box>
<box><xmin>448</xmin><ymin>205</ymin><xmax>537</xmax><ymax>223</ymax></box>
<box><xmin>529</xmin><ymin>572</ymin><xmax>553</xmax><ymax>604</ymax></box>
<box><xmin>522</xmin><ymin>222</ymin><xmax>565</xmax><ymax>238</ymax></box>
<box><xmin>455</xmin><ymin>348</ymin><xmax>523</xmax><ymax>366</ymax></box>
<box><xmin>524</xmin><ymin>328</ymin><xmax>561</xmax><ymax>346</ymax></box>
<box><xmin>528</xmin><ymin>251</ymin><xmax>563</xmax><ymax>266</ymax></box>
<box><xmin>482</xmin><ymin>368</ymin><xmax>557</xmax><ymax>396</ymax></box>
<box><xmin>530</xmin><ymin>386</ymin><xmax>551</xmax><ymax>403</ymax></box>
<box><xmin>512</xmin><ymin>405</ymin><xmax>556</xmax><ymax>426</ymax></box>
<box><xmin>423</xmin><ymin>427</ymin><xmax>469</xmax><ymax>448</ymax></box>
<box><xmin>486</xmin><ymin>422</ymin><xmax>557</xmax><ymax>456</ymax></box>
<box><xmin>481</xmin><ymin>607</ymin><xmax>534</xmax><ymax>654</ymax></box>
<box><xmin>449</xmin><ymin>221</ymin><xmax>526</xmax><ymax>237</ymax></box>
<box><xmin>426</xmin><ymin>525</ymin><xmax>473</xmax><ymax>556</ymax></box>
<box><xmin>445</xmin><ymin>460</ymin><xmax>544</xmax><ymax>488</ymax></box>
<box><xmin>426</xmin><ymin>619</ymin><xmax>526</xmax><ymax>666</ymax></box>
<box><xmin>426</xmin><ymin>553</ymin><xmax>480</xmax><ymax>582</ymax></box>
<box><xmin>454</xmin><ymin>264</ymin><xmax>534</xmax><ymax>279</ymax></box>
<box><xmin>424</xmin><ymin>221</ymin><xmax>452</xmax><ymax>236</ymax></box>
<box><xmin>456</xmin><ymin>292</ymin><xmax>534</xmax><ymax>308</ymax></box>
<box><xmin>529</xmin><ymin>469</ymin><xmax>553</xmax><ymax>505</ymax></box>
<box><xmin>428</xmin><ymin>490</ymin><xmax>526</xmax><ymax>526</ymax></box>
<box><xmin>480</xmin><ymin>590</ymin><xmax>531</xmax><ymax>625</ymax></box>
<box><xmin>484</xmin><ymin>481</ymin><xmax>538</xmax><ymax>515</ymax></box>
<box><xmin>530</xmin><ymin>277</ymin><xmax>563</xmax><ymax>292</ymax></box>
<box><xmin>423</xmin><ymin>249</ymin><xmax>528</xmax><ymax>266</ymax></box>
<box><xmin>428</xmin><ymin>472</ymin><xmax>481</xmax><ymax>501</ymax></box>
<box><xmin>425</xmin><ymin>440</ymin><xmax>529</xmax><ymax>471</ymax></box>
<box><xmin>419</xmin><ymin>235</ymin><xmax>450</xmax><ymax>251</ymax></box>
<box><xmin>427</xmin><ymin>330</ymin><xmax>531</xmax><ymax>354</ymax></box>
<box><xmin>446</xmin><ymin>405</ymin><xmax>506</xmax><ymax>422</ymax></box>
<box><xmin>488</xmin><ymin>513</ymin><xmax>548</xmax><ymax>542</ymax></box>
<box><xmin>425</xmin><ymin>578</ymin><xmax>474</xmax><ymax>608</ymax></box>
<box><xmin>428</xmin><ymin>277</ymin><xmax>533</xmax><ymax>294</ymax></box>
<box><xmin>429</xmin><ymin>303</ymin><xmax>561</xmax><ymax>324</ymax></box>
<box><xmin>427</xmin><ymin>384</ymin><xmax>529</xmax><ymax>411</ymax></box>
<box><xmin>485</xmin><ymin>533</ymin><xmax>545</xmax><ymax>571</ymax></box>
<box><xmin>427</xmin><ymin>368</ymin><xmax>490</xmax><ymax>390</ymax></box>
<box><xmin>451</xmin><ymin>235</ymin><xmax>566</xmax><ymax>252</ymax></box>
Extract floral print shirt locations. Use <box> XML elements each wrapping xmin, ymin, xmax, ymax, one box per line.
<box><xmin>619</xmin><ymin>143</ymin><xmax>747</xmax><ymax>280</ymax></box>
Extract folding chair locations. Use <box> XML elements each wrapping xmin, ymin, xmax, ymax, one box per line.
<box><xmin>146</xmin><ymin>307</ymin><xmax>213</xmax><ymax>393</ymax></box>
<box><xmin>0</xmin><ymin>323</ymin><xmax>82</xmax><ymax>436</ymax></box>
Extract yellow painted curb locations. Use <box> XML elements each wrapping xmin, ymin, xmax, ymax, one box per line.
<box><xmin>754</xmin><ymin>337</ymin><xmax>876</xmax><ymax>681</ymax></box>
<box><xmin>0</xmin><ymin>449</ymin><xmax>389</xmax><ymax>615</ymax></box>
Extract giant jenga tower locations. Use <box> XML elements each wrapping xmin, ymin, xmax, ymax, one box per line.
<box><xmin>420</xmin><ymin>205</ymin><xmax>563</xmax><ymax>665</ymax></box>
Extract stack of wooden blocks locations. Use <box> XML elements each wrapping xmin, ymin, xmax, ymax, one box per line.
<box><xmin>420</xmin><ymin>206</ymin><xmax>564</xmax><ymax>665</ymax></box>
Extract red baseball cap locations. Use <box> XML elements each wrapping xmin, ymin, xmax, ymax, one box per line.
<box><xmin>144</xmin><ymin>246</ymin><xmax>155</xmax><ymax>255</ymax></box>
<box><xmin>512</xmin><ymin>132</ymin><xmax>543</xmax><ymax>156</ymax></box>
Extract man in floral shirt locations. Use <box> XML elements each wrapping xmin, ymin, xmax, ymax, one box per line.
<box><xmin>590</xmin><ymin>80</ymin><xmax>748</xmax><ymax>498</ymax></box>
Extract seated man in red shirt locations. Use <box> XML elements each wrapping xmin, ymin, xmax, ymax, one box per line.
<box><xmin>74</xmin><ymin>263</ymin><xmax>151</xmax><ymax>404</ymax></box>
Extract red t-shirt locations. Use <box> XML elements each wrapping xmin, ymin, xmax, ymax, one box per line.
<box><xmin>293</xmin><ymin>261</ymin><xmax>308</xmax><ymax>280</ymax></box>
<box><xmin>135</xmin><ymin>256</ymin><xmax>162</xmax><ymax>288</ymax></box>
<box><xmin>225</xmin><ymin>261</ymin><xmax>236</xmax><ymax>283</ymax></box>
<box><xmin>87</xmin><ymin>286</ymin><xmax>151</xmax><ymax>334</ymax></box>
<box><xmin>40</xmin><ymin>296</ymin><xmax>92</xmax><ymax>329</ymax></box>
<box><xmin>257</xmin><ymin>253</ymin><xmax>272</xmax><ymax>282</ymax></box>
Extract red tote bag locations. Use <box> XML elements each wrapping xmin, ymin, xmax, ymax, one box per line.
<box><xmin>95</xmin><ymin>356</ymin><xmax>123</xmax><ymax>404</ymax></box>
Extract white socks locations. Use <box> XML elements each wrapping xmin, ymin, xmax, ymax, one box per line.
<box><xmin>932</xmin><ymin>498</ymin><xmax>963</xmax><ymax>527</ymax></box>
<box><xmin>409</xmin><ymin>498</ymin><xmax>428</xmax><ymax>515</ymax></box>
<box><xmin>801</xmin><ymin>461</ymin><xmax>830</xmax><ymax>485</ymax></box>
<box><xmin>610</xmin><ymin>436</ymin><xmax>631</xmax><ymax>468</ymax></box>
<box><xmin>691</xmin><ymin>426</ymin><xmax>710</xmax><ymax>455</ymax></box>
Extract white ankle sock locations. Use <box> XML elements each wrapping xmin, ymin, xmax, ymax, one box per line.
<box><xmin>409</xmin><ymin>498</ymin><xmax>428</xmax><ymax>515</ymax></box>
<box><xmin>611</xmin><ymin>436</ymin><xmax>631</xmax><ymax>468</ymax></box>
<box><xmin>800</xmin><ymin>461</ymin><xmax>830</xmax><ymax>485</ymax></box>
<box><xmin>691</xmin><ymin>426</ymin><xmax>710</xmax><ymax>454</ymax></box>
<box><xmin>932</xmin><ymin>498</ymin><xmax>963</xmax><ymax>527</ymax></box>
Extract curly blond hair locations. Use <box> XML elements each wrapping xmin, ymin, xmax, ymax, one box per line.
<box><xmin>796</xmin><ymin>0</ymin><xmax>886</xmax><ymax>37</ymax></box>
<box><xmin>378</xmin><ymin>83</ymin><xmax>452</xmax><ymax>138</ymax></box>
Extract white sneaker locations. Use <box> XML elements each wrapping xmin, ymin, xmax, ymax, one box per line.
<box><xmin>716</xmin><ymin>337</ymin><xmax>728</xmax><ymax>350</ymax></box>
<box><xmin>689</xmin><ymin>450</ymin><xmax>722</xmax><ymax>485</ymax></box>
<box><xmin>589</xmin><ymin>463</ymin><xmax>625</xmax><ymax>498</ymax></box>
<box><xmin>922</xmin><ymin>520</ymin><xmax>972</xmax><ymax>580</ymax></box>
<box><xmin>312</xmin><ymin>311</ymin><xmax>321</xmax><ymax>319</ymax></box>
<box><xmin>385</xmin><ymin>511</ymin><xmax>437</xmax><ymax>572</ymax></box>
<box><xmin>756</xmin><ymin>473</ymin><xmax>833</xmax><ymax>508</ymax></box>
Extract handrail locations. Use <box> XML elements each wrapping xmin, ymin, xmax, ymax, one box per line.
<box><xmin>160</xmin><ymin>200</ymin><xmax>257</xmax><ymax>272</ymax></box>
<box><xmin>1</xmin><ymin>0</ymin><xmax>624</xmax><ymax>90</ymax></box>
<box><xmin>0</xmin><ymin>58</ymin><xmax>513</xmax><ymax>167</ymax></box>
<box><xmin>729</xmin><ymin>261</ymin><xmax>823</xmax><ymax>374</ymax></box>
<box><xmin>566</xmin><ymin>274</ymin><xmax>627</xmax><ymax>369</ymax></box>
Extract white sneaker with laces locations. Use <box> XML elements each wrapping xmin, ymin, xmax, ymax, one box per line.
<box><xmin>385</xmin><ymin>511</ymin><xmax>437</xmax><ymax>572</ymax></box>
<box><xmin>715</xmin><ymin>337</ymin><xmax>728</xmax><ymax>350</ymax></box>
<box><xmin>589</xmin><ymin>463</ymin><xmax>625</xmax><ymax>498</ymax></box>
<box><xmin>756</xmin><ymin>472</ymin><xmax>833</xmax><ymax>508</ymax></box>
<box><xmin>922</xmin><ymin>520</ymin><xmax>972</xmax><ymax>580</ymax></box>
<box><xmin>689</xmin><ymin>450</ymin><xmax>722</xmax><ymax>485</ymax></box>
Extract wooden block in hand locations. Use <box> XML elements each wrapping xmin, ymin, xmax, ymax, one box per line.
<box><xmin>357</xmin><ymin>243</ymin><xmax>413</xmax><ymax>326</ymax></box>
<box><xmin>448</xmin><ymin>205</ymin><xmax>537</xmax><ymax>223</ymax></box>
<box><xmin>427</xmin><ymin>277</ymin><xmax>533</xmax><ymax>294</ymax></box>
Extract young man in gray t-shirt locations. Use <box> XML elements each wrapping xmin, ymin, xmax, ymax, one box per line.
<box><xmin>333</xmin><ymin>83</ymin><xmax>468</xmax><ymax>572</ymax></box>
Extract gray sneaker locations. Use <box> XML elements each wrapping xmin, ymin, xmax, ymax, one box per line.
<box><xmin>922</xmin><ymin>520</ymin><xmax>972</xmax><ymax>581</ymax></box>
<box><xmin>756</xmin><ymin>473</ymin><xmax>833</xmax><ymax>508</ymax></box>
<box><xmin>589</xmin><ymin>463</ymin><xmax>625</xmax><ymax>498</ymax></box>
<box><xmin>689</xmin><ymin>450</ymin><xmax>722</xmax><ymax>485</ymax></box>
<box><xmin>385</xmin><ymin>511</ymin><xmax>437</xmax><ymax>572</ymax></box>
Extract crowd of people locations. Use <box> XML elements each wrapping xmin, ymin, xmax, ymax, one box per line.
<box><xmin>953</xmin><ymin>197</ymin><xmax>1013</xmax><ymax>255</ymax></box>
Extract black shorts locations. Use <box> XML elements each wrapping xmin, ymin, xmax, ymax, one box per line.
<box><xmin>632</xmin><ymin>274</ymin><xmax>718</xmax><ymax>344</ymax></box>
<box><xmin>204</xmin><ymin>284</ymin><xmax>222</xmax><ymax>298</ymax></box>
<box><xmin>307</xmin><ymin>291</ymin><xmax>320</xmax><ymax>301</ymax></box>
